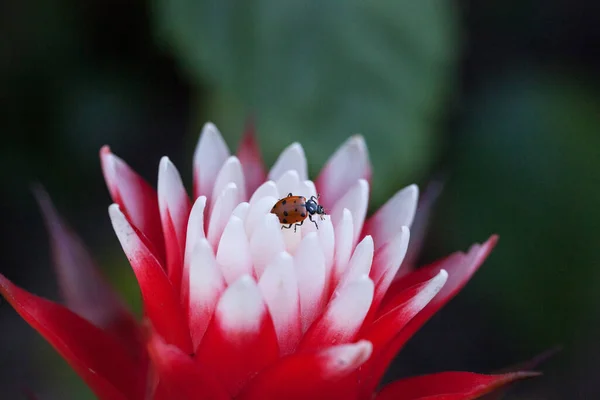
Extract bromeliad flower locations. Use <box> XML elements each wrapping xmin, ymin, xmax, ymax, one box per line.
<box><xmin>0</xmin><ymin>122</ymin><xmax>537</xmax><ymax>399</ymax></box>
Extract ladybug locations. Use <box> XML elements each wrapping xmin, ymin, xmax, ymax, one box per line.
<box><xmin>271</xmin><ymin>193</ymin><xmax>327</xmax><ymax>232</ymax></box>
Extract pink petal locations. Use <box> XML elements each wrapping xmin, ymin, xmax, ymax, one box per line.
<box><xmin>195</xmin><ymin>276</ymin><xmax>279</xmax><ymax>397</ymax></box>
<box><xmin>237</xmin><ymin>119</ymin><xmax>267</xmax><ymax>195</ymax></box>
<box><xmin>364</xmin><ymin>236</ymin><xmax>499</xmax><ymax>394</ymax></box>
<box><xmin>109</xmin><ymin>204</ymin><xmax>192</xmax><ymax>354</ymax></box>
<box><xmin>157</xmin><ymin>157</ymin><xmax>191</xmax><ymax>295</ymax></box>
<box><xmin>375</xmin><ymin>371</ymin><xmax>540</xmax><ymax>400</ymax></box>
<box><xmin>268</xmin><ymin>143</ymin><xmax>308</xmax><ymax>182</ymax></box>
<box><xmin>0</xmin><ymin>274</ymin><xmax>142</xmax><ymax>400</ymax></box>
<box><xmin>330</xmin><ymin>179</ymin><xmax>370</xmax><ymax>249</ymax></box>
<box><xmin>193</xmin><ymin>122</ymin><xmax>231</xmax><ymax>203</ymax></box>
<box><xmin>238</xmin><ymin>341</ymin><xmax>372</xmax><ymax>400</ymax></box>
<box><xmin>300</xmin><ymin>275</ymin><xmax>374</xmax><ymax>351</ymax></box>
<box><xmin>32</xmin><ymin>187</ymin><xmax>140</xmax><ymax>354</ymax></box>
<box><xmin>100</xmin><ymin>146</ymin><xmax>165</xmax><ymax>263</ymax></box>
<box><xmin>258</xmin><ymin>252</ymin><xmax>302</xmax><ymax>355</ymax></box>
<box><xmin>147</xmin><ymin>330</ymin><xmax>229</xmax><ymax>400</ymax></box>
<box><xmin>188</xmin><ymin>238</ymin><xmax>226</xmax><ymax>349</ymax></box>
<box><xmin>315</xmin><ymin>135</ymin><xmax>371</xmax><ymax>209</ymax></box>
<box><xmin>363</xmin><ymin>184</ymin><xmax>418</xmax><ymax>250</ymax></box>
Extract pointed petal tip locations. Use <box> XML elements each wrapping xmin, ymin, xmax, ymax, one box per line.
<box><xmin>330</xmin><ymin>339</ymin><xmax>373</xmax><ymax>368</ymax></box>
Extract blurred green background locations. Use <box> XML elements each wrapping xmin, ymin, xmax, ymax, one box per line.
<box><xmin>1</xmin><ymin>0</ymin><xmax>599</xmax><ymax>398</ymax></box>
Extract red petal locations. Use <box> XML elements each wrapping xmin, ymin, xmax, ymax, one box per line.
<box><xmin>109</xmin><ymin>204</ymin><xmax>192</xmax><ymax>354</ymax></box>
<box><xmin>0</xmin><ymin>274</ymin><xmax>142</xmax><ymax>400</ymax></box>
<box><xmin>157</xmin><ymin>157</ymin><xmax>191</xmax><ymax>295</ymax></box>
<box><xmin>237</xmin><ymin>118</ymin><xmax>267</xmax><ymax>195</ymax></box>
<box><xmin>363</xmin><ymin>236</ymin><xmax>498</xmax><ymax>395</ymax></box>
<box><xmin>100</xmin><ymin>146</ymin><xmax>165</xmax><ymax>263</ymax></box>
<box><xmin>375</xmin><ymin>371</ymin><xmax>539</xmax><ymax>400</ymax></box>
<box><xmin>238</xmin><ymin>341</ymin><xmax>372</xmax><ymax>400</ymax></box>
<box><xmin>147</xmin><ymin>329</ymin><xmax>229</xmax><ymax>400</ymax></box>
<box><xmin>195</xmin><ymin>276</ymin><xmax>279</xmax><ymax>397</ymax></box>
<box><xmin>359</xmin><ymin>270</ymin><xmax>447</xmax><ymax>355</ymax></box>
<box><xmin>33</xmin><ymin>186</ymin><xmax>142</xmax><ymax>358</ymax></box>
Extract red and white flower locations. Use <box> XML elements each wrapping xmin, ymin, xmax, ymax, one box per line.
<box><xmin>0</xmin><ymin>122</ymin><xmax>536</xmax><ymax>399</ymax></box>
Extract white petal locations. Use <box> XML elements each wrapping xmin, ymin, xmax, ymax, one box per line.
<box><xmin>109</xmin><ymin>203</ymin><xmax>151</xmax><ymax>263</ymax></box>
<box><xmin>303</xmin><ymin>275</ymin><xmax>374</xmax><ymax>348</ymax></box>
<box><xmin>207</xmin><ymin>183</ymin><xmax>240</xmax><ymax>248</ymax></box>
<box><xmin>158</xmin><ymin>157</ymin><xmax>189</xmax><ymax>245</ymax></box>
<box><xmin>193</xmin><ymin>122</ymin><xmax>231</xmax><ymax>199</ymax></box>
<box><xmin>268</xmin><ymin>142</ymin><xmax>308</xmax><ymax>182</ymax></box>
<box><xmin>330</xmin><ymin>179</ymin><xmax>369</xmax><ymax>248</ymax></box>
<box><xmin>216</xmin><ymin>215</ymin><xmax>253</xmax><ymax>284</ymax></box>
<box><xmin>317</xmin><ymin>135</ymin><xmax>371</xmax><ymax>206</ymax></box>
<box><xmin>182</xmin><ymin>196</ymin><xmax>207</xmax><ymax>303</ymax></box>
<box><xmin>185</xmin><ymin>196</ymin><xmax>207</xmax><ymax>248</ymax></box>
<box><xmin>367</xmin><ymin>184</ymin><xmax>418</xmax><ymax>249</ymax></box>
<box><xmin>249</xmin><ymin>214</ymin><xmax>286</xmax><ymax>279</ymax></box>
<box><xmin>293</xmin><ymin>233</ymin><xmax>327</xmax><ymax>332</ymax></box>
<box><xmin>332</xmin><ymin>209</ymin><xmax>354</xmax><ymax>286</ymax></box>
<box><xmin>188</xmin><ymin>239</ymin><xmax>226</xmax><ymax>348</ymax></box>
<box><xmin>281</xmin><ymin>223</ymin><xmax>303</xmax><ymax>255</ymax></box>
<box><xmin>405</xmin><ymin>269</ymin><xmax>448</xmax><ymax>315</ymax></box>
<box><xmin>371</xmin><ymin>226</ymin><xmax>410</xmax><ymax>305</ymax></box>
<box><xmin>274</xmin><ymin>170</ymin><xmax>301</xmax><ymax>199</ymax></box>
<box><xmin>211</xmin><ymin>156</ymin><xmax>247</xmax><ymax>207</ymax></box>
<box><xmin>298</xmin><ymin>180</ymin><xmax>317</xmax><ymax>200</ymax></box>
<box><xmin>216</xmin><ymin>275</ymin><xmax>264</xmax><ymax>333</ymax></box>
<box><xmin>232</xmin><ymin>202</ymin><xmax>250</xmax><ymax>221</ymax></box>
<box><xmin>258</xmin><ymin>252</ymin><xmax>302</xmax><ymax>355</ymax></box>
<box><xmin>316</xmin><ymin>216</ymin><xmax>335</xmax><ymax>284</ymax></box>
<box><xmin>249</xmin><ymin>181</ymin><xmax>279</xmax><ymax>206</ymax></box>
<box><xmin>245</xmin><ymin>196</ymin><xmax>279</xmax><ymax>239</ymax></box>
<box><xmin>336</xmin><ymin>235</ymin><xmax>374</xmax><ymax>291</ymax></box>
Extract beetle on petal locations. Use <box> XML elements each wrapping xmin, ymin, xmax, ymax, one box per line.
<box><xmin>271</xmin><ymin>193</ymin><xmax>327</xmax><ymax>232</ymax></box>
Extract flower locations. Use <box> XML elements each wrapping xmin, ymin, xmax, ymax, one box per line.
<box><xmin>0</xmin><ymin>122</ymin><xmax>537</xmax><ymax>399</ymax></box>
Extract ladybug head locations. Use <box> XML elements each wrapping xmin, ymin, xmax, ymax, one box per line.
<box><xmin>306</xmin><ymin>194</ymin><xmax>326</xmax><ymax>218</ymax></box>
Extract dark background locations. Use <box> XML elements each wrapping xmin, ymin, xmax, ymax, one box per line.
<box><xmin>1</xmin><ymin>0</ymin><xmax>599</xmax><ymax>398</ymax></box>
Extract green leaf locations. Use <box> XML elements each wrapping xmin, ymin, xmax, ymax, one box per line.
<box><xmin>153</xmin><ymin>0</ymin><xmax>459</xmax><ymax>204</ymax></box>
<box><xmin>438</xmin><ymin>69</ymin><xmax>600</xmax><ymax>347</ymax></box>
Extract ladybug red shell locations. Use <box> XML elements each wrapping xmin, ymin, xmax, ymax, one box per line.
<box><xmin>270</xmin><ymin>193</ymin><xmax>326</xmax><ymax>232</ymax></box>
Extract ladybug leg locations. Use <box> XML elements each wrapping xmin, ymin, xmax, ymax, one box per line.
<box><xmin>287</xmin><ymin>193</ymin><xmax>293</xmax><ymax>197</ymax></box>
<box><xmin>309</xmin><ymin>214</ymin><xmax>319</xmax><ymax>230</ymax></box>
<box><xmin>309</xmin><ymin>195</ymin><xmax>317</xmax><ymax>202</ymax></box>
<box><xmin>293</xmin><ymin>220</ymin><xmax>304</xmax><ymax>233</ymax></box>
<box><xmin>281</xmin><ymin>223</ymin><xmax>293</xmax><ymax>230</ymax></box>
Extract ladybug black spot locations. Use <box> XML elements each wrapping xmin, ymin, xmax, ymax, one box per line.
<box><xmin>295</xmin><ymin>208</ymin><xmax>298</xmax><ymax>212</ymax></box>
<box><xmin>282</xmin><ymin>200</ymin><xmax>287</xmax><ymax>205</ymax></box>
<box><xmin>282</xmin><ymin>218</ymin><xmax>288</xmax><ymax>224</ymax></box>
<box><xmin>283</xmin><ymin>211</ymin><xmax>289</xmax><ymax>216</ymax></box>
<box><xmin>294</xmin><ymin>200</ymin><xmax>297</xmax><ymax>203</ymax></box>
<box><xmin>301</xmin><ymin>212</ymin><xmax>306</xmax><ymax>218</ymax></box>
